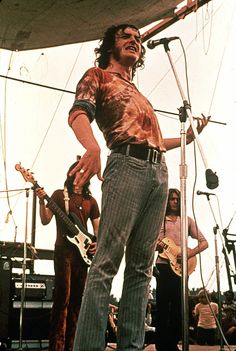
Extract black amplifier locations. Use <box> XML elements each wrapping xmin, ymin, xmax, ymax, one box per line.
<box><xmin>0</xmin><ymin>261</ymin><xmax>54</xmax><ymax>342</ymax></box>
<box><xmin>12</xmin><ymin>274</ymin><xmax>54</xmax><ymax>301</ymax></box>
<box><xmin>12</xmin><ymin>279</ymin><xmax>46</xmax><ymax>300</ymax></box>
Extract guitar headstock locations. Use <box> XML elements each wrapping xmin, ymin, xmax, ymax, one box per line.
<box><xmin>15</xmin><ymin>163</ymin><xmax>36</xmax><ymax>185</ymax></box>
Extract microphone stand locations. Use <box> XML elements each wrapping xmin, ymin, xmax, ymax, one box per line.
<box><xmin>222</xmin><ymin>210</ymin><xmax>236</xmax><ymax>290</ymax></box>
<box><xmin>1</xmin><ymin>187</ymin><xmax>37</xmax><ymax>348</ymax></box>
<box><xmin>18</xmin><ymin>188</ymin><xmax>30</xmax><ymax>350</ymax></box>
<box><xmin>159</xmin><ymin>40</ymin><xmax>218</xmax><ymax>351</ymax></box>
<box><xmin>200</xmin><ymin>194</ymin><xmax>224</xmax><ymax>351</ymax></box>
<box><xmin>153</xmin><ymin>108</ymin><xmax>227</xmax><ymax>126</ymax></box>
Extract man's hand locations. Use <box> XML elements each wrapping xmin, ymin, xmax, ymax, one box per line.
<box><xmin>69</xmin><ymin>148</ymin><xmax>103</xmax><ymax>187</ymax></box>
<box><xmin>88</xmin><ymin>241</ymin><xmax>97</xmax><ymax>255</ymax></box>
<box><xmin>69</xmin><ymin>111</ymin><xmax>103</xmax><ymax>187</ymax></box>
<box><xmin>35</xmin><ymin>187</ymin><xmax>46</xmax><ymax>201</ymax></box>
<box><xmin>186</xmin><ymin>114</ymin><xmax>210</xmax><ymax>144</ymax></box>
<box><xmin>227</xmin><ymin>326</ymin><xmax>236</xmax><ymax>335</ymax></box>
<box><xmin>156</xmin><ymin>239</ymin><xmax>164</xmax><ymax>253</ymax></box>
<box><xmin>176</xmin><ymin>248</ymin><xmax>196</xmax><ymax>263</ymax></box>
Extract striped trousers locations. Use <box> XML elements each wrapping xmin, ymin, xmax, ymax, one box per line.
<box><xmin>73</xmin><ymin>152</ymin><xmax>168</xmax><ymax>351</ymax></box>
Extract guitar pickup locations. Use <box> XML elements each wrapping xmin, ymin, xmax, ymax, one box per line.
<box><xmin>84</xmin><ymin>239</ymin><xmax>90</xmax><ymax>249</ymax></box>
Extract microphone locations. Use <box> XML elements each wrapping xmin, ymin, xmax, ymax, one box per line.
<box><xmin>196</xmin><ymin>190</ymin><xmax>216</xmax><ymax>196</ymax></box>
<box><xmin>147</xmin><ymin>36</ymin><xmax>179</xmax><ymax>49</ymax></box>
<box><xmin>205</xmin><ymin>168</ymin><xmax>219</xmax><ymax>189</ymax></box>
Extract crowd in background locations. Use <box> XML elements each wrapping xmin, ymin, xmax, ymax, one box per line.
<box><xmin>106</xmin><ymin>289</ymin><xmax>236</xmax><ymax>347</ymax></box>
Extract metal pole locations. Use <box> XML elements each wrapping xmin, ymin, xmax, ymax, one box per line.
<box><xmin>162</xmin><ymin>42</ymin><xmax>190</xmax><ymax>351</ymax></box>
<box><xmin>213</xmin><ymin>225</ymin><xmax>224</xmax><ymax>351</ymax></box>
<box><xmin>18</xmin><ymin>188</ymin><xmax>30</xmax><ymax>350</ymax></box>
<box><xmin>30</xmin><ymin>190</ymin><xmax>37</xmax><ymax>274</ymax></box>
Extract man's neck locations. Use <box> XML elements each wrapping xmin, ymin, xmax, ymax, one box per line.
<box><xmin>167</xmin><ymin>212</ymin><xmax>179</xmax><ymax>222</ymax></box>
<box><xmin>167</xmin><ymin>213</ymin><xmax>179</xmax><ymax>220</ymax></box>
<box><xmin>73</xmin><ymin>187</ymin><xmax>82</xmax><ymax>195</ymax></box>
<box><xmin>106</xmin><ymin>60</ymin><xmax>133</xmax><ymax>82</ymax></box>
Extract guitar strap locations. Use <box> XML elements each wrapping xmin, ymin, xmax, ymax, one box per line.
<box><xmin>63</xmin><ymin>186</ymin><xmax>70</xmax><ymax>215</ymax></box>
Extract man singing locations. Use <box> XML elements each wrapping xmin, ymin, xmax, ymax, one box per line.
<box><xmin>68</xmin><ymin>24</ymin><xmax>209</xmax><ymax>350</ymax></box>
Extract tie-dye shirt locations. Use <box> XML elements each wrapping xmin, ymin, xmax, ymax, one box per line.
<box><xmin>68</xmin><ymin>67</ymin><xmax>166</xmax><ymax>151</ymax></box>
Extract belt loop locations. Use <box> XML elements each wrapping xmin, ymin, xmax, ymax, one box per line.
<box><xmin>126</xmin><ymin>144</ymin><xmax>130</xmax><ymax>156</ymax></box>
<box><xmin>152</xmin><ymin>149</ymin><xmax>159</xmax><ymax>164</ymax></box>
<box><xmin>147</xmin><ymin>149</ymin><xmax>151</xmax><ymax>162</ymax></box>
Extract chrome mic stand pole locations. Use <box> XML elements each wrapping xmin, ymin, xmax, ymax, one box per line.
<box><xmin>160</xmin><ymin>41</ymin><xmax>195</xmax><ymax>351</ymax></box>
<box><xmin>202</xmin><ymin>194</ymin><xmax>224</xmax><ymax>351</ymax></box>
<box><xmin>213</xmin><ymin>225</ymin><xmax>224</xmax><ymax>351</ymax></box>
<box><xmin>148</xmin><ymin>37</ymin><xmax>219</xmax><ymax>351</ymax></box>
<box><xmin>18</xmin><ymin>188</ymin><xmax>30</xmax><ymax>350</ymax></box>
<box><xmin>158</xmin><ymin>38</ymin><xmax>219</xmax><ymax>350</ymax></box>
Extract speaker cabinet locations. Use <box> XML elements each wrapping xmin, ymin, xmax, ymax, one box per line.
<box><xmin>0</xmin><ymin>262</ymin><xmax>54</xmax><ymax>343</ymax></box>
<box><xmin>0</xmin><ymin>258</ymin><xmax>12</xmax><ymax>340</ymax></box>
<box><xmin>8</xmin><ymin>305</ymin><xmax>52</xmax><ymax>340</ymax></box>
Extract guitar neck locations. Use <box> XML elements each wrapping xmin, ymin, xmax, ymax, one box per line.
<box><xmin>33</xmin><ymin>183</ymin><xmax>78</xmax><ymax>236</ymax></box>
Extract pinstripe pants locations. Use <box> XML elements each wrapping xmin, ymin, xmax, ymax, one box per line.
<box><xmin>73</xmin><ymin>153</ymin><xmax>168</xmax><ymax>351</ymax></box>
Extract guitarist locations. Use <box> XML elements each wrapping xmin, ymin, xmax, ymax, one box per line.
<box><xmin>35</xmin><ymin>160</ymin><xmax>100</xmax><ymax>351</ymax></box>
<box><xmin>154</xmin><ymin>188</ymin><xmax>208</xmax><ymax>351</ymax></box>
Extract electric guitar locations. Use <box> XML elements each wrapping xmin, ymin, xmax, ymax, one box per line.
<box><xmin>15</xmin><ymin>163</ymin><xmax>95</xmax><ymax>266</ymax></box>
<box><xmin>158</xmin><ymin>237</ymin><xmax>197</xmax><ymax>276</ymax></box>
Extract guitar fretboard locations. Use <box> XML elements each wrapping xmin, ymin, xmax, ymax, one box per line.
<box><xmin>33</xmin><ymin>183</ymin><xmax>78</xmax><ymax>236</ymax></box>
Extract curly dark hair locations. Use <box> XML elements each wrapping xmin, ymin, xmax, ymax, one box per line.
<box><xmin>94</xmin><ymin>24</ymin><xmax>146</xmax><ymax>79</ymax></box>
<box><xmin>166</xmin><ymin>188</ymin><xmax>181</xmax><ymax>216</ymax></box>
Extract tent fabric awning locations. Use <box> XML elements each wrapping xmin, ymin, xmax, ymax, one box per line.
<box><xmin>0</xmin><ymin>0</ymin><xmax>183</xmax><ymax>51</ymax></box>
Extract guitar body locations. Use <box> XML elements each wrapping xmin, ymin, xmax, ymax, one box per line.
<box><xmin>159</xmin><ymin>237</ymin><xmax>197</xmax><ymax>276</ymax></box>
<box><xmin>66</xmin><ymin>212</ymin><xmax>95</xmax><ymax>266</ymax></box>
<box><xmin>15</xmin><ymin>163</ymin><xmax>95</xmax><ymax>266</ymax></box>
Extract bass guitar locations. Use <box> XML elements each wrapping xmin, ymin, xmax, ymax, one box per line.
<box><xmin>15</xmin><ymin>163</ymin><xmax>95</xmax><ymax>266</ymax></box>
<box><xmin>158</xmin><ymin>237</ymin><xmax>197</xmax><ymax>276</ymax></box>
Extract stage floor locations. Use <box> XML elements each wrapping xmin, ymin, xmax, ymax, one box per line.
<box><xmin>7</xmin><ymin>342</ymin><xmax>236</xmax><ymax>350</ymax></box>
<box><xmin>106</xmin><ymin>344</ymin><xmax>236</xmax><ymax>351</ymax></box>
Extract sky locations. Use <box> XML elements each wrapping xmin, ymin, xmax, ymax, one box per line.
<box><xmin>0</xmin><ymin>0</ymin><xmax>236</xmax><ymax>299</ymax></box>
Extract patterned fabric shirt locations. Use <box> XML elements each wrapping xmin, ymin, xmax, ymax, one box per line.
<box><xmin>68</xmin><ymin>67</ymin><xmax>166</xmax><ymax>151</ymax></box>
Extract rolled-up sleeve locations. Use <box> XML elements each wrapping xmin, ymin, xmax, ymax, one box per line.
<box><xmin>68</xmin><ymin>67</ymin><xmax>99</xmax><ymax>126</ymax></box>
<box><xmin>68</xmin><ymin>100</ymin><xmax>96</xmax><ymax>126</ymax></box>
